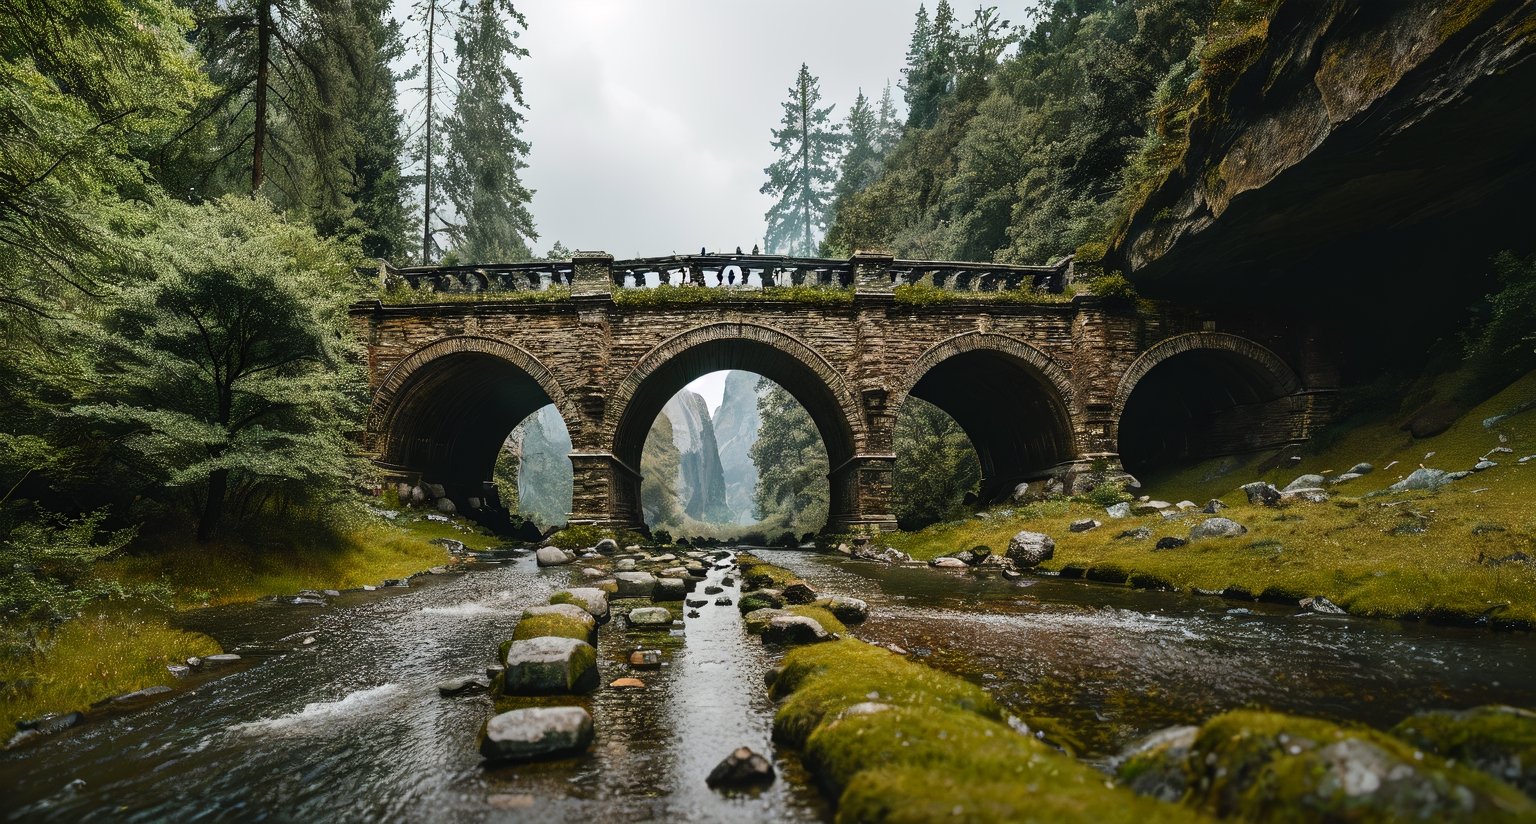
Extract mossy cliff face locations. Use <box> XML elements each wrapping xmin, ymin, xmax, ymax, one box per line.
<box><xmin>1109</xmin><ymin>0</ymin><xmax>1536</xmax><ymax>301</ymax></box>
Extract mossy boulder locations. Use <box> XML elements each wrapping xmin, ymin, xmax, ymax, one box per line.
<box><xmin>743</xmin><ymin>608</ymin><xmax>789</xmax><ymax>634</ymax></box>
<box><xmin>771</xmin><ymin>639</ymin><xmax>999</xmax><ymax>747</ymax></box>
<box><xmin>1115</xmin><ymin>725</ymin><xmax>1199</xmax><ymax>802</ymax></box>
<box><xmin>810</xmin><ymin>595</ymin><xmax>869</xmax><ymax>624</ymax></box>
<box><xmin>1391</xmin><ymin>705</ymin><xmax>1536</xmax><ymax>797</ymax></box>
<box><xmin>787</xmin><ymin>605</ymin><xmax>846</xmax><ymax>636</ymax></box>
<box><xmin>737</xmin><ymin>591</ymin><xmax>784</xmax><ymax>614</ymax></box>
<box><xmin>501</xmin><ymin>636</ymin><xmax>599</xmax><ymax>695</ymax></box>
<box><xmin>1183</xmin><ymin>710</ymin><xmax>1535</xmax><ymax>822</ymax></box>
<box><xmin>550</xmin><ymin>588</ymin><xmax>610</xmax><ymax>624</ymax></box>
<box><xmin>761</xmin><ymin>614</ymin><xmax>833</xmax><ymax>646</ymax></box>
<box><xmin>512</xmin><ymin>604</ymin><xmax>597</xmax><ymax>644</ymax></box>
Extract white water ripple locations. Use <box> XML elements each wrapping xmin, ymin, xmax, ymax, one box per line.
<box><xmin>229</xmin><ymin>683</ymin><xmax>409</xmax><ymax>736</ymax></box>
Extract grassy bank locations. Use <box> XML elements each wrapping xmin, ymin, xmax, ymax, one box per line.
<box><xmin>2</xmin><ymin>510</ymin><xmax>492</xmax><ymax>730</ymax></box>
<box><xmin>886</xmin><ymin>372</ymin><xmax>1536</xmax><ymax>625</ymax></box>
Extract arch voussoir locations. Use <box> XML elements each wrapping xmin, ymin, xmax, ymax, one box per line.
<box><xmin>1111</xmin><ymin>332</ymin><xmax>1301</xmax><ymax>419</ymax></box>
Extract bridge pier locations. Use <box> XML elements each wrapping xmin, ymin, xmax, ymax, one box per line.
<box><xmin>567</xmin><ymin>452</ymin><xmax>642</xmax><ymax>528</ymax></box>
<box><xmin>827</xmin><ymin>454</ymin><xmax>899</xmax><ymax>534</ymax></box>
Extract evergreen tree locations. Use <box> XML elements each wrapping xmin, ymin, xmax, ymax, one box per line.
<box><xmin>441</xmin><ymin>0</ymin><xmax>536</xmax><ymax>262</ymax></box>
<box><xmin>641</xmin><ymin>411</ymin><xmax>685</xmax><ymax>534</ymax></box>
<box><xmin>875</xmin><ymin>82</ymin><xmax>903</xmax><ymax>159</ymax></box>
<box><xmin>892</xmin><ymin>398</ymin><xmax>979</xmax><ymax>529</ymax></box>
<box><xmin>905</xmin><ymin>0</ymin><xmax>958</xmax><ymax>128</ymax></box>
<box><xmin>407</xmin><ymin>0</ymin><xmax>456</xmax><ymax>263</ymax></box>
<box><xmin>330</xmin><ymin>0</ymin><xmax>415</xmax><ymax>261</ymax></box>
<box><xmin>823</xmin><ymin>90</ymin><xmax>882</xmax><ymax>255</ymax></box>
<box><xmin>749</xmin><ymin>381</ymin><xmax>828</xmax><ymax>534</ymax></box>
<box><xmin>169</xmin><ymin>0</ymin><xmax>371</xmax><ymax>211</ymax></box>
<box><xmin>900</xmin><ymin>4</ymin><xmax>932</xmax><ymax>117</ymax></box>
<box><xmin>760</xmin><ymin>64</ymin><xmax>841</xmax><ymax>256</ymax></box>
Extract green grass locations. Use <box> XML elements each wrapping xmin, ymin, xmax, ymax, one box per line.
<box><xmin>1</xmin><ymin>609</ymin><xmax>221</xmax><ymax>729</ymax></box>
<box><xmin>511</xmin><ymin>611</ymin><xmax>596</xmax><ymax>643</ymax></box>
<box><xmin>376</xmin><ymin>286</ymin><xmax>572</xmax><ymax>305</ymax></box>
<box><xmin>611</xmin><ymin>284</ymin><xmax>854</xmax><ymax>307</ymax></box>
<box><xmin>2</xmin><ymin>509</ymin><xmax>472</xmax><ymax>728</ymax></box>
<box><xmin>886</xmin><ymin>372</ymin><xmax>1536</xmax><ymax>625</ymax></box>
<box><xmin>737</xmin><ymin>552</ymin><xmax>802</xmax><ymax>589</ymax></box>
<box><xmin>774</xmin><ymin>638</ymin><xmax>1201</xmax><ymax>823</ymax></box>
<box><xmin>892</xmin><ymin>283</ymin><xmax>1074</xmax><ymax>306</ymax></box>
<box><xmin>787</xmin><ymin>605</ymin><xmax>847</xmax><ymax>636</ymax></box>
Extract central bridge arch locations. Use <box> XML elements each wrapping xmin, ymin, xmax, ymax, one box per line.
<box><xmin>602</xmin><ymin>322</ymin><xmax>869</xmax><ymax>532</ymax></box>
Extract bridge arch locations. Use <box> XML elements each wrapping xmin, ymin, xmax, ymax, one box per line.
<box><xmin>893</xmin><ymin>332</ymin><xmax>1079</xmax><ymax>502</ymax></box>
<box><xmin>368</xmin><ymin>336</ymin><xmax>576</xmax><ymax>513</ymax></box>
<box><xmin>604</xmin><ymin>322</ymin><xmax>867</xmax><ymax>531</ymax></box>
<box><xmin>1112</xmin><ymin>332</ymin><xmax>1303</xmax><ymax>477</ymax></box>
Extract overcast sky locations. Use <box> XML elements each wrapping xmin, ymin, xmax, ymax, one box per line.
<box><xmin>390</xmin><ymin>1</ymin><xmax>1035</xmax><ymax>411</ymax></box>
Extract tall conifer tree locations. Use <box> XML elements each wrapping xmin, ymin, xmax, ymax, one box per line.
<box><xmin>760</xmin><ymin>64</ymin><xmax>841</xmax><ymax>256</ymax></box>
<box><xmin>441</xmin><ymin>0</ymin><xmax>536</xmax><ymax>262</ymax></box>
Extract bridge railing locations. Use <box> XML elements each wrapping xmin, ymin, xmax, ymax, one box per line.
<box><xmin>368</xmin><ymin>252</ymin><xmax>1072</xmax><ymax>299</ymax></box>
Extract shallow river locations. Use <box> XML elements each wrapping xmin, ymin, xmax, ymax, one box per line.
<box><xmin>4</xmin><ymin>547</ymin><xmax>1535</xmax><ymax>821</ymax></box>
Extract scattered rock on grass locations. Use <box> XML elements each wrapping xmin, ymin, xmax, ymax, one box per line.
<box><xmin>1154</xmin><ymin>537</ymin><xmax>1187</xmax><ymax>551</ymax></box>
<box><xmin>1069</xmin><ymin>518</ymin><xmax>1101</xmax><ymax>533</ymax></box>
<box><xmin>1300</xmin><ymin>596</ymin><xmax>1346</xmax><ymax>614</ymax></box>
<box><xmin>1390</xmin><ymin>467</ymin><xmax>1451</xmax><ymax>491</ymax></box>
<box><xmin>762</xmin><ymin>615</ymin><xmax>832</xmax><ymax>645</ymax></box>
<box><xmin>1106</xmin><ymin>502</ymin><xmax>1131</xmax><ymax>519</ymax></box>
<box><xmin>1190</xmin><ymin>518</ymin><xmax>1248</xmax><ymax>539</ymax></box>
<box><xmin>1006</xmin><ymin>531</ymin><xmax>1055</xmax><ymax>567</ymax></box>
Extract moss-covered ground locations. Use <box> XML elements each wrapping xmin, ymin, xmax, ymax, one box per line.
<box><xmin>886</xmin><ymin>372</ymin><xmax>1536</xmax><ymax>625</ymax></box>
<box><xmin>774</xmin><ymin>639</ymin><xmax>1203</xmax><ymax>823</ymax></box>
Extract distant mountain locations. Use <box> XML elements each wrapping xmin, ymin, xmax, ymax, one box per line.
<box><xmin>712</xmin><ymin>371</ymin><xmax>764</xmax><ymax>524</ymax></box>
<box><xmin>514</xmin><ymin>405</ymin><xmax>572</xmax><ymax>527</ymax></box>
<box><xmin>662</xmin><ymin>391</ymin><xmax>731</xmax><ymax>524</ymax></box>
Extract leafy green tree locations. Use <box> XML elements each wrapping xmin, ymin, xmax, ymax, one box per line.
<box><xmin>761</xmin><ymin>64</ymin><xmax>842</xmax><ymax>256</ymax></box>
<box><xmin>893</xmin><ymin>398</ymin><xmax>979</xmax><ymax>529</ymax></box>
<box><xmin>69</xmin><ymin>197</ymin><xmax>363</xmax><ymax>542</ymax></box>
<box><xmin>0</xmin><ymin>0</ymin><xmax>206</xmax><ymax>321</ymax></box>
<box><xmin>0</xmin><ymin>509</ymin><xmax>138</xmax><ymax>627</ymax></box>
<box><xmin>749</xmin><ymin>381</ymin><xmax>828</xmax><ymax>534</ymax></box>
<box><xmin>441</xmin><ymin>0</ymin><xmax>536</xmax><ymax>262</ymax></box>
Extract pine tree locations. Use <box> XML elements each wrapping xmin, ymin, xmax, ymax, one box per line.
<box><xmin>750</xmin><ymin>381</ymin><xmax>828</xmax><ymax>534</ymax></box>
<box><xmin>171</xmin><ymin>0</ymin><xmax>370</xmax><ymax>208</ymax></box>
<box><xmin>441</xmin><ymin>0</ymin><xmax>537</xmax><ymax>262</ymax></box>
<box><xmin>906</xmin><ymin>0</ymin><xmax>958</xmax><ymax>128</ymax></box>
<box><xmin>824</xmin><ymin>90</ymin><xmax>882</xmax><ymax>251</ymax></box>
<box><xmin>331</xmin><ymin>0</ymin><xmax>415</xmax><ymax>261</ymax></box>
<box><xmin>760</xmin><ymin>64</ymin><xmax>841</xmax><ymax>256</ymax></box>
<box><xmin>875</xmin><ymin>82</ymin><xmax>903</xmax><ymax>159</ymax></box>
<box><xmin>900</xmin><ymin>4</ymin><xmax>932</xmax><ymax>116</ymax></box>
<box><xmin>407</xmin><ymin>0</ymin><xmax>457</xmax><ymax>263</ymax></box>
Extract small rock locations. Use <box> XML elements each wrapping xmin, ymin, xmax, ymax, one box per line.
<box><xmin>1106</xmin><ymin>502</ymin><xmax>1131</xmax><ymax>519</ymax></box>
<box><xmin>1175</xmin><ymin>500</ymin><xmax>1199</xmax><ymax>511</ymax></box>
<box><xmin>1330</xmin><ymin>473</ymin><xmax>1364</xmax><ymax>484</ymax></box>
<box><xmin>1131</xmin><ymin>500</ymin><xmax>1172</xmax><ymax>516</ymax></box>
<box><xmin>166</xmin><ymin>664</ymin><xmax>191</xmax><ymax>678</ymax></box>
<box><xmin>581</xmin><ymin>567</ymin><xmax>605</xmax><ymax>578</ymax></box>
<box><xmin>1283</xmin><ymin>474</ymin><xmax>1325</xmax><ymax>493</ymax></box>
<box><xmin>813</xmin><ymin>595</ymin><xmax>869</xmax><ymax>624</ymax></box>
<box><xmin>1154</xmin><ymin>537</ymin><xmax>1187</xmax><ymax>551</ymax></box>
<box><xmin>609</xmin><ymin>677</ymin><xmax>646</xmax><ymax>689</ymax></box>
<box><xmin>185</xmin><ymin>656</ymin><xmax>203</xmax><ymax>668</ymax></box>
<box><xmin>781</xmin><ymin>582</ymin><xmax>818</xmax><ymax>605</ymax></box>
<box><xmin>535</xmin><ymin>547</ymin><xmax>572</xmax><ymax>567</ymax></box>
<box><xmin>706</xmin><ymin>746</ymin><xmax>776</xmax><ymax>791</ymax></box>
<box><xmin>1201</xmin><ymin>499</ymin><xmax>1226</xmax><ymax>514</ymax></box>
<box><xmin>1474</xmin><ymin>460</ymin><xmax>1497</xmax><ymax>471</ymax></box>
<box><xmin>1006</xmin><ymin>531</ymin><xmax>1055</xmax><ymax>567</ymax></box>
<box><xmin>1069</xmin><ymin>518</ymin><xmax>1101</xmax><ymax>533</ymax></box>
<box><xmin>486</xmin><ymin>664</ymin><xmax>505</xmax><ymax>679</ymax></box>
<box><xmin>762</xmin><ymin>615</ymin><xmax>832</xmax><ymax>645</ymax></box>
<box><xmin>502</xmin><ymin>636</ymin><xmax>599</xmax><ymax>694</ymax></box>
<box><xmin>323</xmin><ymin>589</ymin><xmax>341</xmax><ymax>597</ymax></box>
<box><xmin>1447</xmin><ymin>470</ymin><xmax>1474</xmax><ymax>480</ymax></box>
<box><xmin>17</xmin><ymin>712</ymin><xmax>82</xmax><ymax>735</ymax></box>
<box><xmin>1300</xmin><ymin>596</ymin><xmax>1346</xmax><ymax>615</ymax></box>
<box><xmin>652</xmin><ymin>577</ymin><xmax>688</xmax><ymax>602</ymax></box>
<box><xmin>627</xmin><ymin>606</ymin><xmax>674</xmax><ymax>628</ymax></box>
<box><xmin>1116</xmin><ymin>527</ymin><xmax>1152</xmax><ymax>540</ymax></box>
<box><xmin>110</xmin><ymin>685</ymin><xmax>172</xmax><ymax>704</ymax></box>
<box><xmin>1240</xmin><ymin>482</ymin><xmax>1281</xmax><ymax>506</ymax></box>
<box><xmin>204</xmin><ymin>653</ymin><xmax>242</xmax><ymax>666</ymax></box>
<box><xmin>704</xmin><ymin>585</ymin><xmax>724</xmax><ymax>595</ymax></box>
<box><xmin>1389</xmin><ymin>467</ymin><xmax>1450</xmax><ymax>491</ymax></box>
<box><xmin>629</xmin><ymin>649</ymin><xmax>662</xmax><ymax>669</ymax></box>
<box><xmin>594</xmin><ymin>538</ymin><xmax>618</xmax><ymax>554</ymax></box>
<box><xmin>551</xmin><ymin>588</ymin><xmax>611</xmax><ymax>624</ymax></box>
<box><xmin>614</xmin><ymin>571</ymin><xmax>658</xmax><ymax>598</ymax></box>
<box><xmin>438</xmin><ymin>675</ymin><xmax>492</xmax><ymax>696</ymax></box>
<box><xmin>930</xmin><ymin>556</ymin><xmax>968</xmax><ymax>568</ymax></box>
<box><xmin>480</xmin><ymin>706</ymin><xmax>593</xmax><ymax>763</ymax></box>
<box><xmin>1345</xmin><ymin>462</ymin><xmax>1374</xmax><ymax>475</ymax></box>
<box><xmin>714</xmin><ymin>596</ymin><xmax>733</xmax><ymax>606</ymax></box>
<box><xmin>1190</xmin><ymin>517</ymin><xmax>1248</xmax><ymax>539</ymax></box>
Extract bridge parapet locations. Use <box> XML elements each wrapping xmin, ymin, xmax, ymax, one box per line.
<box><xmin>367</xmin><ymin>252</ymin><xmax>1073</xmax><ymax>300</ymax></box>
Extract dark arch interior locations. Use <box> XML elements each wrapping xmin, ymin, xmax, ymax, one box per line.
<box><xmin>908</xmin><ymin>350</ymin><xmax>1075</xmax><ymax>501</ymax></box>
<box><xmin>382</xmin><ymin>352</ymin><xmax>561</xmax><ymax>519</ymax></box>
<box><xmin>613</xmin><ymin>340</ymin><xmax>855</xmax><ymax>472</ymax></box>
<box><xmin>1118</xmin><ymin>350</ymin><xmax>1293</xmax><ymax>479</ymax></box>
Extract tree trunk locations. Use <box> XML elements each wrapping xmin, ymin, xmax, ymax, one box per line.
<box><xmin>420</xmin><ymin>0</ymin><xmax>437</xmax><ymax>263</ymax></box>
<box><xmin>198</xmin><ymin>467</ymin><xmax>229</xmax><ymax>543</ymax></box>
<box><xmin>252</xmin><ymin>0</ymin><xmax>271</xmax><ymax>192</ymax></box>
<box><xmin>800</xmin><ymin>76</ymin><xmax>812</xmax><ymax>256</ymax></box>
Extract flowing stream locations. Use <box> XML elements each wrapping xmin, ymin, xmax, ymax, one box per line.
<box><xmin>4</xmin><ymin>547</ymin><xmax>1536</xmax><ymax>821</ymax></box>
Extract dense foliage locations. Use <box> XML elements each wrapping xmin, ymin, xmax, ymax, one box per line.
<box><xmin>822</xmin><ymin>0</ymin><xmax>1214</xmax><ymax>264</ymax></box>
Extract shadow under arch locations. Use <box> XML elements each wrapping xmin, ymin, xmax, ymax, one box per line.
<box><xmin>1112</xmin><ymin>332</ymin><xmax>1304</xmax><ymax>477</ymax></box>
<box><xmin>893</xmin><ymin>332</ymin><xmax>1079</xmax><ymax>501</ymax></box>
<box><xmin>604</xmin><ymin>322</ymin><xmax>865</xmax><ymax>532</ymax></box>
<box><xmin>369</xmin><ymin>336</ymin><xmax>575</xmax><ymax>522</ymax></box>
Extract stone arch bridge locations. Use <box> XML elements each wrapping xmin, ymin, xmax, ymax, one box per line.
<box><xmin>353</xmin><ymin>251</ymin><xmax>1337</xmax><ymax>533</ymax></box>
